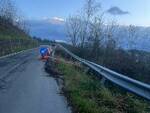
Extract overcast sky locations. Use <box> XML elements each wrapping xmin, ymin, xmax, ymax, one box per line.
<box><xmin>15</xmin><ymin>0</ymin><xmax>150</xmax><ymax>26</ymax></box>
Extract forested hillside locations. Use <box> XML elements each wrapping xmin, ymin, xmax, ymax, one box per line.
<box><xmin>0</xmin><ymin>0</ymin><xmax>38</xmax><ymax>56</ymax></box>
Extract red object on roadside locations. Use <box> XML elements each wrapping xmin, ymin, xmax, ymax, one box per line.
<box><xmin>43</xmin><ymin>55</ymin><xmax>49</xmax><ymax>60</ymax></box>
<box><xmin>40</xmin><ymin>47</ymin><xmax>52</xmax><ymax>61</ymax></box>
<box><xmin>39</xmin><ymin>55</ymin><xmax>49</xmax><ymax>62</ymax></box>
<box><xmin>39</xmin><ymin>47</ymin><xmax>52</xmax><ymax>61</ymax></box>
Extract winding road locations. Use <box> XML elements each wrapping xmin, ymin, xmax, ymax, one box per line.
<box><xmin>0</xmin><ymin>48</ymin><xmax>71</xmax><ymax>113</ymax></box>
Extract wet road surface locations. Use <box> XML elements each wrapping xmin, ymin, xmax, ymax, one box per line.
<box><xmin>0</xmin><ymin>48</ymin><xmax>71</xmax><ymax>113</ymax></box>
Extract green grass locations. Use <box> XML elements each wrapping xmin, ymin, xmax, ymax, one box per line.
<box><xmin>0</xmin><ymin>20</ymin><xmax>40</xmax><ymax>55</ymax></box>
<box><xmin>56</xmin><ymin>61</ymin><xmax>150</xmax><ymax>113</ymax></box>
<box><xmin>0</xmin><ymin>26</ymin><xmax>38</xmax><ymax>56</ymax></box>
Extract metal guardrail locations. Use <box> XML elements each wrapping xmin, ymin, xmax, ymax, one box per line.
<box><xmin>58</xmin><ymin>44</ymin><xmax>150</xmax><ymax>100</ymax></box>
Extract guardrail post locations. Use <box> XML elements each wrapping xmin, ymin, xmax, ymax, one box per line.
<box><xmin>64</xmin><ymin>52</ymin><xmax>68</xmax><ymax>59</ymax></box>
<box><xmin>69</xmin><ymin>56</ymin><xmax>73</xmax><ymax>61</ymax></box>
<box><xmin>50</xmin><ymin>45</ymin><xmax>57</xmax><ymax>67</ymax></box>
<box><xmin>101</xmin><ymin>77</ymin><xmax>106</xmax><ymax>86</ymax></box>
<box><xmin>52</xmin><ymin>50</ymin><xmax>55</xmax><ymax>58</ymax></box>
<box><xmin>84</xmin><ymin>67</ymin><xmax>90</xmax><ymax>73</ymax></box>
<box><xmin>51</xmin><ymin>45</ymin><xmax>57</xmax><ymax>59</ymax></box>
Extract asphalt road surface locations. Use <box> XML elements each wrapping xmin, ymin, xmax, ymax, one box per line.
<box><xmin>0</xmin><ymin>48</ymin><xmax>71</xmax><ymax>113</ymax></box>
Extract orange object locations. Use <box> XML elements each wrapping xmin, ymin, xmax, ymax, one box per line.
<box><xmin>39</xmin><ymin>55</ymin><xmax>49</xmax><ymax>62</ymax></box>
<box><xmin>43</xmin><ymin>55</ymin><xmax>49</xmax><ymax>60</ymax></box>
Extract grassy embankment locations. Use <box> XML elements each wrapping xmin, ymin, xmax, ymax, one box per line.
<box><xmin>0</xmin><ymin>22</ymin><xmax>38</xmax><ymax>57</ymax></box>
<box><xmin>52</xmin><ymin>57</ymin><xmax>150</xmax><ymax>113</ymax></box>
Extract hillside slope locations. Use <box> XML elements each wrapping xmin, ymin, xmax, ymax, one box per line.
<box><xmin>0</xmin><ymin>19</ymin><xmax>38</xmax><ymax>56</ymax></box>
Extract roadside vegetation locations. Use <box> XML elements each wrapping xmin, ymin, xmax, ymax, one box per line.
<box><xmin>51</xmin><ymin>57</ymin><xmax>150</xmax><ymax>113</ymax></box>
<box><xmin>66</xmin><ymin>0</ymin><xmax>150</xmax><ymax>84</ymax></box>
<box><xmin>0</xmin><ymin>0</ymin><xmax>39</xmax><ymax>56</ymax></box>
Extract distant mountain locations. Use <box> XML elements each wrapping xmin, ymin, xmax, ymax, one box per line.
<box><xmin>26</xmin><ymin>19</ymin><xmax>150</xmax><ymax>52</ymax></box>
<box><xmin>26</xmin><ymin>18</ymin><xmax>67</xmax><ymax>41</ymax></box>
<box><xmin>114</xmin><ymin>26</ymin><xmax>150</xmax><ymax>52</ymax></box>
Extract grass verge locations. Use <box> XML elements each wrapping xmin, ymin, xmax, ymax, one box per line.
<box><xmin>53</xmin><ymin>59</ymin><xmax>150</xmax><ymax>113</ymax></box>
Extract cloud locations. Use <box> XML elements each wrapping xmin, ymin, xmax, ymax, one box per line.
<box><xmin>52</xmin><ymin>17</ymin><xmax>64</xmax><ymax>22</ymax></box>
<box><xmin>107</xmin><ymin>6</ymin><xmax>129</xmax><ymax>15</ymax></box>
<box><xmin>42</xmin><ymin>17</ymin><xmax>65</xmax><ymax>24</ymax></box>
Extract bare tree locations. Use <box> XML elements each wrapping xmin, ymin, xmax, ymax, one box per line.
<box><xmin>0</xmin><ymin>0</ymin><xmax>16</xmax><ymax>24</ymax></box>
<box><xmin>78</xmin><ymin>0</ymin><xmax>101</xmax><ymax>48</ymax></box>
<box><xmin>127</xmin><ymin>25</ymin><xmax>137</xmax><ymax>50</ymax></box>
<box><xmin>0</xmin><ymin>0</ymin><xmax>29</xmax><ymax>34</ymax></box>
<box><xmin>95</xmin><ymin>20</ymin><xmax>118</xmax><ymax>65</ymax></box>
<box><xmin>83</xmin><ymin>0</ymin><xmax>101</xmax><ymax>20</ymax></box>
<box><xmin>66</xmin><ymin>0</ymin><xmax>103</xmax><ymax>55</ymax></box>
<box><xmin>66</xmin><ymin>15</ymin><xmax>80</xmax><ymax>47</ymax></box>
<box><xmin>105</xmin><ymin>20</ymin><xmax>118</xmax><ymax>50</ymax></box>
<box><xmin>88</xmin><ymin>16</ymin><xmax>104</xmax><ymax>60</ymax></box>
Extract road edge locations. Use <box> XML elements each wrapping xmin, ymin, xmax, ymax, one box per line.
<box><xmin>0</xmin><ymin>47</ymin><xmax>38</xmax><ymax>59</ymax></box>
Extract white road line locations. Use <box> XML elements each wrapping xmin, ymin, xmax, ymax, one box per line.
<box><xmin>0</xmin><ymin>47</ymin><xmax>38</xmax><ymax>59</ymax></box>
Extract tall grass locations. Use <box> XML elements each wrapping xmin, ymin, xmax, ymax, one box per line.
<box><xmin>56</xmin><ymin>61</ymin><xmax>150</xmax><ymax>113</ymax></box>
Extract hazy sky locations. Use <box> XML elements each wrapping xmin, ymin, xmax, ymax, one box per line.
<box><xmin>15</xmin><ymin>0</ymin><xmax>150</xmax><ymax>26</ymax></box>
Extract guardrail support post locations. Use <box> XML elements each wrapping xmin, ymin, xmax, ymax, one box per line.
<box><xmin>52</xmin><ymin>50</ymin><xmax>55</xmax><ymax>58</ymax></box>
<box><xmin>51</xmin><ymin>45</ymin><xmax>57</xmax><ymax>59</ymax></box>
<box><xmin>84</xmin><ymin>67</ymin><xmax>90</xmax><ymax>73</ymax></box>
<box><xmin>69</xmin><ymin>56</ymin><xmax>73</xmax><ymax>61</ymax></box>
<box><xmin>101</xmin><ymin>77</ymin><xmax>106</xmax><ymax>86</ymax></box>
<box><xmin>50</xmin><ymin>45</ymin><xmax>57</xmax><ymax>67</ymax></box>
